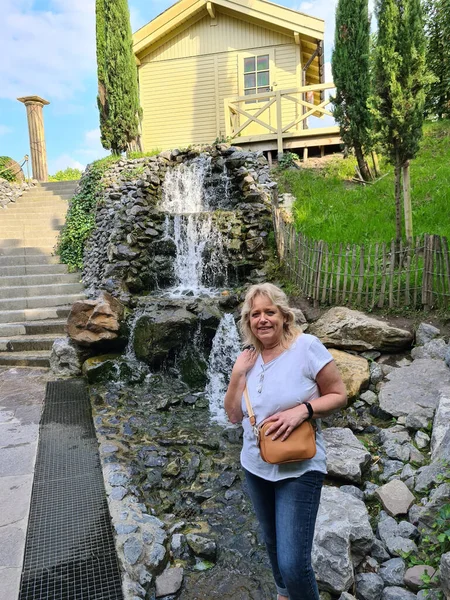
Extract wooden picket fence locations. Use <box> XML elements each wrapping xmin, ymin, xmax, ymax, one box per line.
<box><xmin>273</xmin><ymin>208</ymin><xmax>450</xmax><ymax>310</ymax></box>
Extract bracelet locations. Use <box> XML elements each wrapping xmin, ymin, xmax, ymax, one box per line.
<box><xmin>304</xmin><ymin>402</ymin><xmax>314</xmax><ymax>420</ymax></box>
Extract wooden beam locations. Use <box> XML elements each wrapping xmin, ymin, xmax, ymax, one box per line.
<box><xmin>294</xmin><ymin>32</ymin><xmax>301</xmax><ymax>45</ymax></box>
<box><xmin>206</xmin><ymin>1</ymin><xmax>216</xmax><ymax>18</ymax></box>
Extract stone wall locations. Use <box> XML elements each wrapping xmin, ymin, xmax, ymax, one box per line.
<box><xmin>82</xmin><ymin>146</ymin><xmax>276</xmax><ymax>303</ymax></box>
<box><xmin>0</xmin><ymin>178</ymin><xmax>33</xmax><ymax>208</ymax></box>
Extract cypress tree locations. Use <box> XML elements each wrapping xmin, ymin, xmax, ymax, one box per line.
<box><xmin>96</xmin><ymin>0</ymin><xmax>141</xmax><ymax>154</ymax></box>
<box><xmin>372</xmin><ymin>0</ymin><xmax>428</xmax><ymax>242</ymax></box>
<box><xmin>424</xmin><ymin>0</ymin><xmax>450</xmax><ymax>119</ymax></box>
<box><xmin>332</xmin><ymin>0</ymin><xmax>372</xmax><ymax>181</ymax></box>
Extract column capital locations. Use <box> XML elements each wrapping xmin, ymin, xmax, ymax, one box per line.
<box><xmin>17</xmin><ymin>95</ymin><xmax>50</xmax><ymax>107</ymax></box>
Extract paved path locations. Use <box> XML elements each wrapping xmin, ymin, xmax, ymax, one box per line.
<box><xmin>0</xmin><ymin>367</ymin><xmax>49</xmax><ymax>600</ymax></box>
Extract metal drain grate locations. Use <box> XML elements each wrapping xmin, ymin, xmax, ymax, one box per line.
<box><xmin>19</xmin><ymin>379</ymin><xmax>123</xmax><ymax>600</ymax></box>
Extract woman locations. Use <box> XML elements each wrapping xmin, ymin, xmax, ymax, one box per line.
<box><xmin>225</xmin><ymin>283</ymin><xmax>347</xmax><ymax>600</ymax></box>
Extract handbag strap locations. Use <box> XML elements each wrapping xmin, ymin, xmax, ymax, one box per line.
<box><xmin>243</xmin><ymin>384</ymin><xmax>256</xmax><ymax>426</ymax></box>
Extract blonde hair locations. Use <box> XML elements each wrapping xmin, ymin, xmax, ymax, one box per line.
<box><xmin>239</xmin><ymin>283</ymin><xmax>302</xmax><ymax>352</ymax></box>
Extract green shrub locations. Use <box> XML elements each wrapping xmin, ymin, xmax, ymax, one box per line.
<box><xmin>56</xmin><ymin>155</ymin><xmax>120</xmax><ymax>270</ymax></box>
<box><xmin>126</xmin><ymin>149</ymin><xmax>160</xmax><ymax>159</ymax></box>
<box><xmin>49</xmin><ymin>167</ymin><xmax>83</xmax><ymax>181</ymax></box>
<box><xmin>0</xmin><ymin>156</ymin><xmax>19</xmax><ymax>182</ymax></box>
<box><xmin>277</xmin><ymin>152</ymin><xmax>299</xmax><ymax>170</ymax></box>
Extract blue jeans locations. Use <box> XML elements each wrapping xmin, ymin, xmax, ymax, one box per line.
<box><xmin>244</xmin><ymin>469</ymin><xmax>324</xmax><ymax>600</ymax></box>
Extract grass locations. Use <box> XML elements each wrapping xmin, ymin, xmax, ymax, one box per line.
<box><xmin>275</xmin><ymin>120</ymin><xmax>450</xmax><ymax>245</ymax></box>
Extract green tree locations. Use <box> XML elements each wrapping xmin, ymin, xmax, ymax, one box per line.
<box><xmin>332</xmin><ymin>0</ymin><xmax>373</xmax><ymax>181</ymax></box>
<box><xmin>424</xmin><ymin>0</ymin><xmax>450</xmax><ymax>119</ymax></box>
<box><xmin>372</xmin><ymin>0</ymin><xmax>428</xmax><ymax>242</ymax></box>
<box><xmin>96</xmin><ymin>0</ymin><xmax>141</xmax><ymax>154</ymax></box>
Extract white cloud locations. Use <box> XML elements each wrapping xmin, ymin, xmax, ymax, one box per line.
<box><xmin>74</xmin><ymin>128</ymin><xmax>110</xmax><ymax>161</ymax></box>
<box><xmin>0</xmin><ymin>125</ymin><xmax>13</xmax><ymax>135</ymax></box>
<box><xmin>0</xmin><ymin>0</ymin><xmax>96</xmax><ymax>100</ymax></box>
<box><xmin>48</xmin><ymin>154</ymin><xmax>85</xmax><ymax>175</ymax></box>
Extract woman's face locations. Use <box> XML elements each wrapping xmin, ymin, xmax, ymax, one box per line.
<box><xmin>249</xmin><ymin>294</ymin><xmax>285</xmax><ymax>349</ymax></box>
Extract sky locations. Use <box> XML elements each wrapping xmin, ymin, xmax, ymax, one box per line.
<box><xmin>0</xmin><ymin>0</ymin><xmax>373</xmax><ymax>175</ymax></box>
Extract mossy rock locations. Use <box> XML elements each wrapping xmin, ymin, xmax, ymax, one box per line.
<box><xmin>177</xmin><ymin>345</ymin><xmax>208</xmax><ymax>390</ymax></box>
<box><xmin>82</xmin><ymin>354</ymin><xmax>120</xmax><ymax>383</ymax></box>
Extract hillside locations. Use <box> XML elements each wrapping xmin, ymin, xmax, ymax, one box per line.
<box><xmin>276</xmin><ymin>120</ymin><xmax>450</xmax><ymax>245</ymax></box>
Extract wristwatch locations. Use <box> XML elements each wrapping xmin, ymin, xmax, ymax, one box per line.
<box><xmin>304</xmin><ymin>402</ymin><xmax>314</xmax><ymax>420</ymax></box>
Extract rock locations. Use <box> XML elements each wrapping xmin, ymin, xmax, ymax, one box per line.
<box><xmin>329</xmin><ymin>349</ymin><xmax>370</xmax><ymax>398</ymax></box>
<box><xmin>377</xmin><ymin>512</ymin><xmax>418</xmax><ymax>557</ymax></box>
<box><xmin>82</xmin><ymin>354</ymin><xmax>120</xmax><ymax>384</ymax></box>
<box><xmin>414</xmin><ymin>431</ymin><xmax>430</xmax><ymax>449</ymax></box>
<box><xmin>186</xmin><ymin>534</ymin><xmax>217</xmax><ymax>560</ymax></box>
<box><xmin>416</xmin><ymin>591</ymin><xmax>441</xmax><ymax>600</ymax></box>
<box><xmin>50</xmin><ymin>337</ymin><xmax>82</xmax><ymax>376</ymax></box>
<box><xmin>379</xmin><ymin>427</ymin><xmax>412</xmax><ymax>462</ymax></box>
<box><xmin>370</xmin><ymin>363</ymin><xmax>385</xmax><ymax>385</ymax></box>
<box><xmin>430</xmin><ymin>388</ymin><xmax>450</xmax><ymax>459</ymax></box>
<box><xmin>355</xmin><ymin>573</ymin><xmax>384</xmax><ymax>600</ymax></box>
<box><xmin>379</xmin><ymin>558</ymin><xmax>406</xmax><ymax>586</ymax></box>
<box><xmin>411</xmin><ymin>338</ymin><xmax>448</xmax><ymax>360</ymax></box>
<box><xmin>376</xmin><ymin>480</ymin><xmax>415</xmax><ymax>516</ymax></box>
<box><xmin>415</xmin><ymin>432</ymin><xmax>450</xmax><ymax>492</ymax></box>
<box><xmin>403</xmin><ymin>565</ymin><xmax>436</xmax><ymax>591</ymax></box>
<box><xmin>378</xmin><ymin>359</ymin><xmax>450</xmax><ymax>424</ymax></box>
<box><xmin>417</xmin><ymin>483</ymin><xmax>450</xmax><ymax>533</ymax></box>
<box><xmin>371</xmin><ymin>539</ymin><xmax>390</xmax><ymax>563</ymax></box>
<box><xmin>309</xmin><ymin>307</ymin><xmax>413</xmax><ymax>352</ymax></box>
<box><xmin>132</xmin><ymin>302</ymin><xmax>198</xmax><ymax>367</ymax></box>
<box><xmin>340</xmin><ymin>485</ymin><xmax>364</xmax><ymax>500</ymax></box>
<box><xmin>322</xmin><ymin>428</ymin><xmax>371</xmax><ymax>483</ymax></box>
<box><xmin>381</xmin><ymin>587</ymin><xmax>417</xmax><ymax>600</ymax></box>
<box><xmin>360</xmin><ymin>390</ymin><xmax>378</xmax><ymax>406</ymax></box>
<box><xmin>440</xmin><ymin>552</ymin><xmax>450</xmax><ymax>599</ymax></box>
<box><xmin>123</xmin><ymin>536</ymin><xmax>143</xmax><ymax>565</ymax></box>
<box><xmin>415</xmin><ymin>322</ymin><xmax>440</xmax><ymax>346</ymax></box>
<box><xmin>379</xmin><ymin>459</ymin><xmax>404</xmax><ymax>482</ymax></box>
<box><xmin>339</xmin><ymin>594</ymin><xmax>357</xmax><ymax>600</ymax></box>
<box><xmin>312</xmin><ymin>486</ymin><xmax>374</xmax><ymax>594</ymax></box>
<box><xmin>155</xmin><ymin>567</ymin><xmax>184</xmax><ymax>597</ymax></box>
<box><xmin>67</xmin><ymin>292</ymin><xmax>125</xmax><ymax>347</ymax></box>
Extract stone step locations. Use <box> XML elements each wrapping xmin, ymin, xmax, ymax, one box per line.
<box><xmin>0</xmin><ymin>263</ymin><xmax>68</xmax><ymax>276</ymax></box>
<box><xmin>0</xmin><ymin>226</ymin><xmax>63</xmax><ymax>235</ymax></box>
<box><xmin>0</xmin><ymin>350</ymin><xmax>51</xmax><ymax>367</ymax></box>
<box><xmin>0</xmin><ymin>293</ymin><xmax>84</xmax><ymax>311</ymax></box>
<box><xmin>0</xmin><ymin>272</ymin><xmax>80</xmax><ymax>287</ymax></box>
<box><xmin>0</xmin><ymin>282</ymin><xmax>83</xmax><ymax>300</ymax></box>
<box><xmin>0</xmin><ymin>333</ymin><xmax>60</xmax><ymax>352</ymax></box>
<box><xmin>0</xmin><ymin>247</ymin><xmax>56</xmax><ymax>257</ymax></box>
<box><xmin>6</xmin><ymin>202</ymin><xmax>69</xmax><ymax>210</ymax></box>
<box><xmin>0</xmin><ymin>238</ymin><xmax>59</xmax><ymax>249</ymax></box>
<box><xmin>0</xmin><ymin>306</ymin><xmax>71</xmax><ymax>324</ymax></box>
<box><xmin>37</xmin><ymin>181</ymin><xmax>78</xmax><ymax>189</ymax></box>
<box><xmin>0</xmin><ymin>319</ymin><xmax>67</xmax><ymax>337</ymax></box>
<box><xmin>0</xmin><ymin>254</ymin><xmax>61</xmax><ymax>266</ymax></box>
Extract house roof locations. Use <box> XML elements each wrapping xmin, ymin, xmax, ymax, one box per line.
<box><xmin>133</xmin><ymin>0</ymin><xmax>325</xmax><ymax>58</ymax></box>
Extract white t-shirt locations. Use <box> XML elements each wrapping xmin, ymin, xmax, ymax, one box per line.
<box><xmin>241</xmin><ymin>333</ymin><xmax>333</xmax><ymax>481</ymax></box>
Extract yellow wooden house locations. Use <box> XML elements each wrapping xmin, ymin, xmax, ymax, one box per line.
<box><xmin>133</xmin><ymin>0</ymin><xmax>340</xmax><ymax>157</ymax></box>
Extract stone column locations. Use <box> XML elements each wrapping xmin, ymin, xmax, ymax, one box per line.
<box><xmin>17</xmin><ymin>95</ymin><xmax>50</xmax><ymax>182</ymax></box>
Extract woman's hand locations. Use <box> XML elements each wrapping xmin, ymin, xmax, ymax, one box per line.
<box><xmin>232</xmin><ymin>348</ymin><xmax>258</xmax><ymax>377</ymax></box>
<box><xmin>262</xmin><ymin>405</ymin><xmax>309</xmax><ymax>441</ymax></box>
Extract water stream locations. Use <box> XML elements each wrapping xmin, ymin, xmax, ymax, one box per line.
<box><xmin>205</xmin><ymin>313</ymin><xmax>241</xmax><ymax>424</ymax></box>
<box><xmin>161</xmin><ymin>158</ymin><xmax>229</xmax><ymax>296</ymax></box>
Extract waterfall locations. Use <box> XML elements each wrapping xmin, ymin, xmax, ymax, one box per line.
<box><xmin>161</xmin><ymin>159</ymin><xmax>229</xmax><ymax>296</ymax></box>
<box><xmin>205</xmin><ymin>313</ymin><xmax>241</xmax><ymax>424</ymax></box>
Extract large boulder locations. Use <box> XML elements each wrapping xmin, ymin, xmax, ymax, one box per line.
<box><xmin>329</xmin><ymin>349</ymin><xmax>370</xmax><ymax>399</ymax></box>
<box><xmin>309</xmin><ymin>307</ymin><xmax>413</xmax><ymax>352</ymax></box>
<box><xmin>132</xmin><ymin>301</ymin><xmax>198</xmax><ymax>368</ymax></box>
<box><xmin>378</xmin><ymin>359</ymin><xmax>450</xmax><ymax>426</ymax></box>
<box><xmin>312</xmin><ymin>486</ymin><xmax>374</xmax><ymax>594</ymax></box>
<box><xmin>322</xmin><ymin>428</ymin><xmax>371</xmax><ymax>483</ymax></box>
<box><xmin>430</xmin><ymin>388</ymin><xmax>450</xmax><ymax>459</ymax></box>
<box><xmin>67</xmin><ymin>292</ymin><xmax>125</xmax><ymax>347</ymax></box>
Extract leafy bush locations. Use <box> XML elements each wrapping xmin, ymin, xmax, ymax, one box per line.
<box><xmin>49</xmin><ymin>167</ymin><xmax>83</xmax><ymax>181</ymax></box>
<box><xmin>57</xmin><ymin>155</ymin><xmax>120</xmax><ymax>270</ymax></box>
<box><xmin>0</xmin><ymin>156</ymin><xmax>19</xmax><ymax>182</ymax></box>
<box><xmin>277</xmin><ymin>152</ymin><xmax>299</xmax><ymax>170</ymax></box>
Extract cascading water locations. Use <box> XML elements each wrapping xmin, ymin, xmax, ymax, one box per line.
<box><xmin>205</xmin><ymin>313</ymin><xmax>242</xmax><ymax>424</ymax></box>
<box><xmin>161</xmin><ymin>158</ymin><xmax>229</xmax><ymax>296</ymax></box>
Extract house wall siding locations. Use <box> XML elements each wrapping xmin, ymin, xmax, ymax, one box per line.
<box><xmin>138</xmin><ymin>11</ymin><xmax>301</xmax><ymax>149</ymax></box>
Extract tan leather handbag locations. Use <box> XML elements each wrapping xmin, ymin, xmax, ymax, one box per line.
<box><xmin>243</xmin><ymin>385</ymin><xmax>316</xmax><ymax>465</ymax></box>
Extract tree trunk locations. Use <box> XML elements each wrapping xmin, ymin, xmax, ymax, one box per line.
<box><xmin>402</xmin><ymin>160</ymin><xmax>413</xmax><ymax>242</ymax></box>
<box><xmin>371</xmin><ymin>151</ymin><xmax>381</xmax><ymax>177</ymax></box>
<box><xmin>394</xmin><ymin>154</ymin><xmax>402</xmax><ymax>244</ymax></box>
<box><xmin>354</xmin><ymin>142</ymin><xmax>372</xmax><ymax>181</ymax></box>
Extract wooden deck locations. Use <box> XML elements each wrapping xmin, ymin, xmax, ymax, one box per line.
<box><xmin>225</xmin><ymin>82</ymin><xmax>341</xmax><ymax>156</ymax></box>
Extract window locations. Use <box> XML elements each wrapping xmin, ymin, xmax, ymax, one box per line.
<box><xmin>243</xmin><ymin>54</ymin><xmax>270</xmax><ymax>97</ymax></box>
